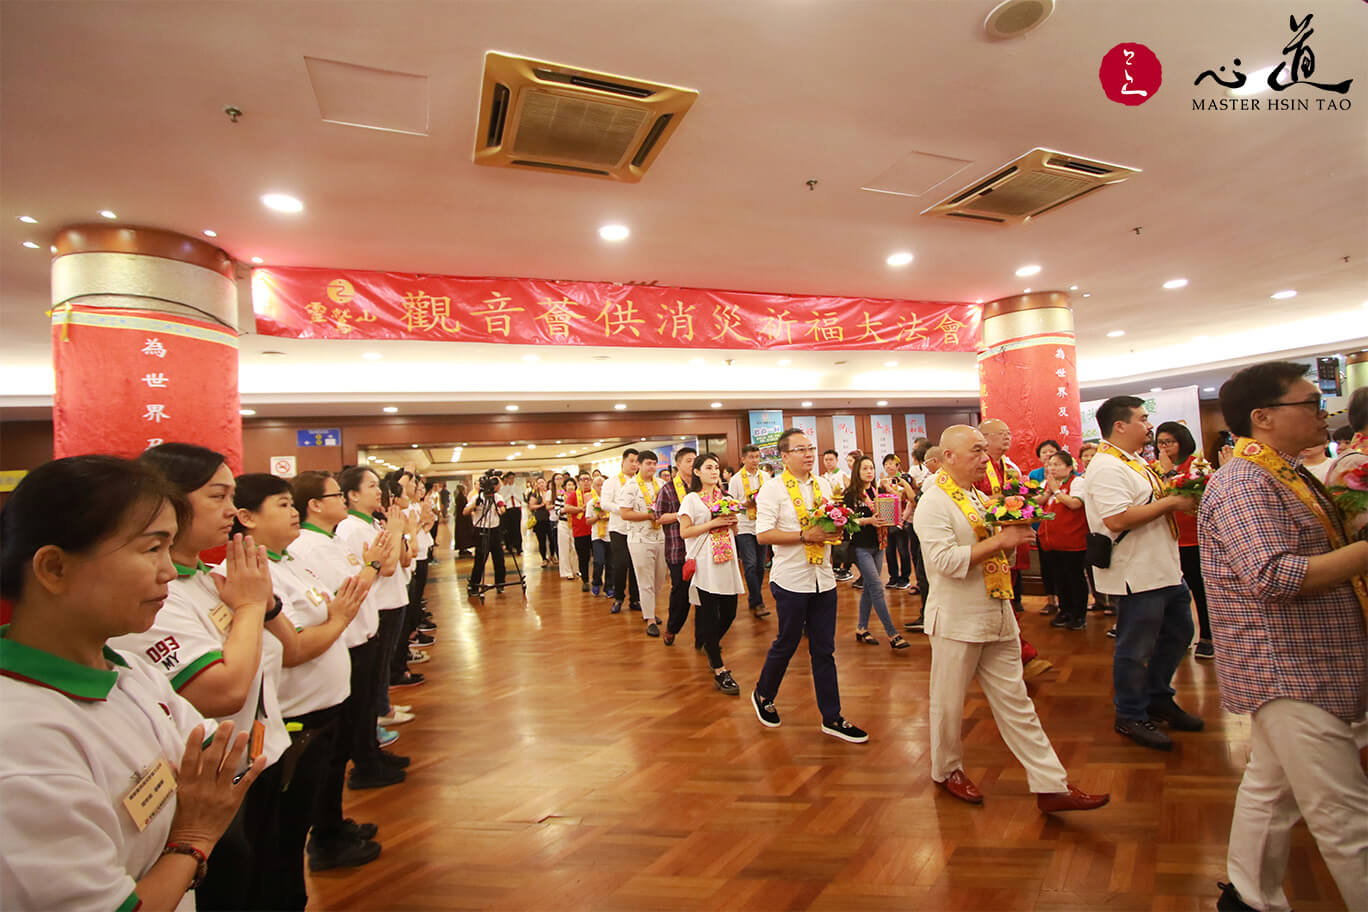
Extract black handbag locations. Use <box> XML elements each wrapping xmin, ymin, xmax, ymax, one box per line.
<box><xmin>1086</xmin><ymin>530</ymin><xmax>1129</xmax><ymax>568</ymax></box>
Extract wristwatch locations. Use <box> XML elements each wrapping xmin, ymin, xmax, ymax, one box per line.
<box><xmin>368</xmin><ymin>560</ymin><xmax>381</xmax><ymax>571</ymax></box>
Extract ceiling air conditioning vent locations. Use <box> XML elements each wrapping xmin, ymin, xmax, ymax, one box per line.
<box><xmin>475</xmin><ymin>51</ymin><xmax>698</xmax><ymax>183</ymax></box>
<box><xmin>921</xmin><ymin>147</ymin><xmax>1139</xmax><ymax>225</ymax></box>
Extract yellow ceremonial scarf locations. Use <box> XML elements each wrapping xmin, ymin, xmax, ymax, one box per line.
<box><xmin>936</xmin><ymin>471</ymin><xmax>1014</xmax><ymax>600</ymax></box>
<box><xmin>781</xmin><ymin>468</ymin><xmax>826</xmax><ymax>565</ymax></box>
<box><xmin>636</xmin><ymin>473</ymin><xmax>661</xmax><ymax>528</ymax></box>
<box><xmin>740</xmin><ymin>469</ymin><xmax>761</xmax><ymax>519</ymax></box>
<box><xmin>673</xmin><ymin>473</ymin><xmax>689</xmax><ymax>505</ymax></box>
<box><xmin>983</xmin><ymin>456</ymin><xmax>1019</xmax><ymax>495</ymax></box>
<box><xmin>1234</xmin><ymin>438</ymin><xmax>1368</xmax><ymax>612</ymax></box>
<box><xmin>1098</xmin><ymin>440</ymin><xmax>1179</xmax><ymax>538</ymax></box>
<box><xmin>588</xmin><ymin>490</ymin><xmax>608</xmax><ymax>536</ymax></box>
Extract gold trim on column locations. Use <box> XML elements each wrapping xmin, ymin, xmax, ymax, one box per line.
<box><xmin>982</xmin><ymin>291</ymin><xmax>1071</xmax><ymax>321</ymax></box>
<box><xmin>53</xmin><ymin>225</ymin><xmax>234</xmax><ymax>280</ymax></box>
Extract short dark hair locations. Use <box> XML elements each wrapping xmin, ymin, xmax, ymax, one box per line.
<box><xmin>232</xmin><ymin>473</ymin><xmax>293</xmax><ymax>537</ymax></box>
<box><xmin>776</xmin><ymin>428</ymin><xmax>806</xmax><ymax>453</ymax></box>
<box><xmin>882</xmin><ymin>453</ymin><xmax>899</xmax><ymax>466</ymax></box>
<box><xmin>1047</xmin><ymin>450</ymin><xmax>1075</xmax><ymax>469</ymax></box>
<box><xmin>676</xmin><ymin>446</ymin><xmax>697</xmax><ymax>461</ymax></box>
<box><xmin>1347</xmin><ymin>386</ymin><xmax>1367</xmax><ymax>434</ymax></box>
<box><xmin>1154</xmin><ymin>422</ymin><xmax>1196</xmax><ymax>464</ymax></box>
<box><xmin>621</xmin><ymin>448</ymin><xmax>639</xmax><ymax>462</ymax></box>
<box><xmin>1333</xmin><ymin>423</ymin><xmax>1355</xmax><ymax>444</ymax></box>
<box><xmin>291</xmin><ymin>470</ymin><xmax>334</xmax><ymax>516</ymax></box>
<box><xmin>822</xmin><ymin>448</ymin><xmax>838</xmax><ymax>459</ymax></box>
<box><xmin>741</xmin><ymin>444</ymin><xmax>761</xmax><ymax>456</ymax></box>
<box><xmin>1</xmin><ymin>456</ymin><xmax>179</xmax><ymax>600</ymax></box>
<box><xmin>1097</xmin><ymin>396</ymin><xmax>1144</xmax><ymax>439</ymax></box>
<box><xmin>638</xmin><ymin>450</ymin><xmax>658</xmax><ymax>463</ymax></box>
<box><xmin>912</xmin><ymin>440</ymin><xmax>932</xmax><ymax>463</ymax></box>
<box><xmin>1220</xmin><ymin>361</ymin><xmax>1310</xmax><ymax>437</ymax></box>
<box><xmin>140</xmin><ymin>442</ymin><xmax>226</xmax><ymax>494</ymax></box>
<box><xmin>1035</xmin><ymin>439</ymin><xmax>1061</xmax><ymax>458</ymax></box>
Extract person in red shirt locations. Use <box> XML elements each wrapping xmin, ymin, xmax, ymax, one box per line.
<box><xmin>563</xmin><ymin>474</ymin><xmax>595</xmax><ymax>593</ymax></box>
<box><xmin>1039</xmin><ymin>452</ymin><xmax>1089</xmax><ymax>630</ymax></box>
<box><xmin>1154</xmin><ymin>422</ymin><xmax>1212</xmax><ymax>660</ymax></box>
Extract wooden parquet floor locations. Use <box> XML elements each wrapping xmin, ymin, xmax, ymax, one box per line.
<box><xmin>306</xmin><ymin>545</ymin><xmax>1349</xmax><ymax>911</ymax></box>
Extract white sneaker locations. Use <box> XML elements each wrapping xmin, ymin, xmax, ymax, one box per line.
<box><xmin>377</xmin><ymin>709</ymin><xmax>416</xmax><ymax>726</ymax></box>
<box><xmin>391</xmin><ymin>704</ymin><xmax>412</xmax><ymax>713</ymax></box>
<box><xmin>407</xmin><ymin>649</ymin><xmax>430</xmax><ymax>665</ymax></box>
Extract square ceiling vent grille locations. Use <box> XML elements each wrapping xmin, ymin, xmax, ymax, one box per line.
<box><xmin>474</xmin><ymin>51</ymin><xmax>698</xmax><ymax>182</ymax></box>
<box><xmin>920</xmin><ymin>147</ymin><xmax>1140</xmax><ymax>225</ymax></box>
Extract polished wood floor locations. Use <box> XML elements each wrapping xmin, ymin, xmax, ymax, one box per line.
<box><xmin>306</xmin><ymin>537</ymin><xmax>1349</xmax><ymax>911</ymax></box>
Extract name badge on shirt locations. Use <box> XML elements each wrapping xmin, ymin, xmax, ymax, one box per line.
<box><xmin>306</xmin><ymin>587</ymin><xmax>326</xmax><ymax>607</ymax></box>
<box><xmin>208</xmin><ymin>602</ymin><xmax>234</xmax><ymax>636</ymax></box>
<box><xmin>346</xmin><ymin>552</ymin><xmax>362</xmax><ymax>567</ymax></box>
<box><xmin>122</xmin><ymin>756</ymin><xmax>177</xmax><ymax>832</ymax></box>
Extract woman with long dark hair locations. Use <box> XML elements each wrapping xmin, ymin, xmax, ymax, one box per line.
<box><xmin>528</xmin><ymin>478</ymin><xmax>554</xmax><ymax>565</ymax></box>
<box><xmin>677</xmin><ymin>453</ymin><xmax>744</xmax><ymax>693</ymax></box>
<box><xmin>1154</xmin><ymin>421</ymin><xmax>1213</xmax><ymax>659</ymax></box>
<box><xmin>1</xmin><ymin>455</ymin><xmax>263</xmax><ymax>912</ymax></box>
<box><xmin>843</xmin><ymin>455</ymin><xmax>909</xmax><ymax>649</ymax></box>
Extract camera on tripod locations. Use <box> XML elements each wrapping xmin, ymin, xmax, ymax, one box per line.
<box><xmin>477</xmin><ymin>468</ymin><xmax>501</xmax><ymax>498</ymax></box>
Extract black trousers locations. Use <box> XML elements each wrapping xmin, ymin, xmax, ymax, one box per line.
<box><xmin>755</xmin><ymin>583</ymin><xmax>841</xmax><ymax>724</ymax></box>
<box><xmin>392</xmin><ymin>557</ymin><xmax>428</xmax><ymax>676</ymax></box>
<box><xmin>664</xmin><ymin>559</ymin><xmax>693</xmax><ymax>641</ymax></box>
<box><xmin>885</xmin><ymin>526</ymin><xmax>911</xmax><ymax>584</ymax></box>
<box><xmin>501</xmin><ymin>507</ymin><xmax>522</xmax><ymax>553</ymax></box>
<box><xmin>1179</xmin><ymin>543</ymin><xmax>1211</xmax><ymax>640</ymax></box>
<box><xmin>696</xmin><ymin>589</ymin><xmax>738</xmax><ymax>669</ymax></box>
<box><xmin>198</xmin><ymin>758</ymin><xmax>286</xmax><ymax>911</ymax></box>
<box><xmin>276</xmin><ymin>703</ymin><xmax>343</xmax><ymax>910</ymax></box>
<box><xmin>1041</xmin><ymin>549</ymin><xmax>1088</xmax><ymax>625</ymax></box>
<box><xmin>470</xmin><ymin>526</ymin><xmax>506</xmax><ymax>589</ymax></box>
<box><xmin>344</xmin><ymin>636</ymin><xmax>386</xmax><ymax>774</ymax></box>
<box><xmin>909</xmin><ymin>526</ymin><xmax>930</xmax><ymax>619</ymax></box>
<box><xmin>574</xmin><ymin>534</ymin><xmax>593</xmax><ymax>581</ymax></box>
<box><xmin>610</xmin><ymin>530</ymin><xmax>640</xmax><ymax>605</ymax></box>
<box><xmin>1038</xmin><ymin>543</ymin><xmax>1056</xmax><ymax>597</ymax></box>
<box><xmin>533</xmin><ymin>519</ymin><xmax>553</xmax><ymax>560</ymax></box>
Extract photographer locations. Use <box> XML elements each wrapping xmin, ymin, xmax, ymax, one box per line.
<box><xmin>464</xmin><ymin>471</ymin><xmax>507</xmax><ymax>596</ymax></box>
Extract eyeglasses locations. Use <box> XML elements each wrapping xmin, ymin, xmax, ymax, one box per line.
<box><xmin>784</xmin><ymin>446</ymin><xmax>818</xmax><ymax>455</ymax></box>
<box><xmin>1259</xmin><ymin>396</ymin><xmax>1326</xmax><ymax>414</ymax></box>
<box><xmin>319</xmin><ymin>492</ymin><xmax>346</xmax><ymax>500</ymax></box>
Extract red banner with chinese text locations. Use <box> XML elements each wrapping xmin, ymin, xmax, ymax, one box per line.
<box><xmin>52</xmin><ymin>306</ymin><xmax>242</xmax><ymax>473</ymax></box>
<box><xmin>977</xmin><ymin>335</ymin><xmax>1082</xmax><ymax>471</ymax></box>
<box><xmin>251</xmin><ymin>266</ymin><xmax>981</xmax><ymax>353</ymax></box>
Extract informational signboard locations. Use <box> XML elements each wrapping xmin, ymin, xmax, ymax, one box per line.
<box><xmin>270</xmin><ymin>455</ymin><xmax>298</xmax><ymax>478</ymax></box>
<box><xmin>791</xmin><ymin>415</ymin><xmax>818</xmax><ymax>451</ymax></box>
<box><xmin>832</xmin><ymin>415</ymin><xmax>858</xmax><ymax>459</ymax></box>
<box><xmin>296</xmin><ymin>428</ymin><xmax>341</xmax><ymax>447</ymax></box>
<box><xmin>1081</xmin><ymin>385</ymin><xmax>1202</xmax><ymax>446</ymax></box>
<box><xmin>904</xmin><ymin>413</ymin><xmax>928</xmax><ymax>454</ymax></box>
<box><xmin>870</xmin><ymin>414</ymin><xmax>896</xmax><ymax>470</ymax></box>
<box><xmin>748</xmin><ymin>409</ymin><xmax>785</xmax><ymax>462</ymax></box>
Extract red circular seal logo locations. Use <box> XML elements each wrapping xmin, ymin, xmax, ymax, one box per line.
<box><xmin>1099</xmin><ymin>43</ymin><xmax>1162</xmax><ymax>106</ymax></box>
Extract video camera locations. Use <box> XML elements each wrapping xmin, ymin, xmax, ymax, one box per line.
<box><xmin>477</xmin><ymin>468</ymin><xmax>501</xmax><ymax>497</ymax></box>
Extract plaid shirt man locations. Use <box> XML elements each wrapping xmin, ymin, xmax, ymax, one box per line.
<box><xmin>653</xmin><ymin>480</ymin><xmax>687</xmax><ymax>565</ymax></box>
<box><xmin>1197</xmin><ymin>451</ymin><xmax>1368</xmax><ymax>723</ymax></box>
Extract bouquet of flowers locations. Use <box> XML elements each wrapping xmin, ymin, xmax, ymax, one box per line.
<box><xmin>810</xmin><ymin>500</ymin><xmax>854</xmax><ymax>537</ymax></box>
<box><xmin>984</xmin><ymin>477</ymin><xmax>1054</xmax><ymax>525</ymax></box>
<box><xmin>709</xmin><ymin>495</ymin><xmax>747</xmax><ymax>518</ymax></box>
<box><xmin>1328</xmin><ymin>463</ymin><xmax>1368</xmax><ymax>539</ymax></box>
<box><xmin>1168</xmin><ymin>456</ymin><xmax>1215</xmax><ymax>502</ymax></box>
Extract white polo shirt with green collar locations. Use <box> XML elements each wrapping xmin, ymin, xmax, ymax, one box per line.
<box><xmin>0</xmin><ymin>629</ymin><xmax>205</xmax><ymax>912</ymax></box>
<box><xmin>334</xmin><ymin>511</ymin><xmax>409</xmax><ymax>614</ymax></box>
<box><xmin>289</xmin><ymin>522</ymin><xmax>380</xmax><ymax>648</ymax></box>
<box><xmin>110</xmin><ymin>561</ymin><xmax>290</xmax><ymax>771</ymax></box>
<box><xmin>265</xmin><ymin>547</ymin><xmax>351</xmax><ymax>718</ymax></box>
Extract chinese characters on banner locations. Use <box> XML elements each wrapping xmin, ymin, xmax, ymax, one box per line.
<box><xmin>790</xmin><ymin>415</ymin><xmax>818</xmax><ymax>452</ymax></box>
<box><xmin>51</xmin><ymin>306</ymin><xmax>242</xmax><ymax>471</ymax></box>
<box><xmin>252</xmin><ymin>267</ymin><xmax>982</xmax><ymax>354</ymax></box>
<box><xmin>870</xmin><ymin>415</ymin><xmax>896</xmax><ymax>471</ymax></box>
<box><xmin>904</xmin><ymin>413</ymin><xmax>929</xmax><ymax>455</ymax></box>
<box><xmin>977</xmin><ymin>342</ymin><xmax>1081</xmax><ymax>470</ymax></box>
<box><xmin>832</xmin><ymin>416</ymin><xmax>858</xmax><ymax>459</ymax></box>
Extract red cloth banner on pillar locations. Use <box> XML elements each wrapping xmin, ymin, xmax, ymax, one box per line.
<box><xmin>251</xmin><ymin>266</ymin><xmax>981</xmax><ymax>353</ymax></box>
<box><xmin>978</xmin><ymin>335</ymin><xmax>1082</xmax><ymax>470</ymax></box>
<box><xmin>52</xmin><ymin>306</ymin><xmax>242</xmax><ymax>472</ymax></box>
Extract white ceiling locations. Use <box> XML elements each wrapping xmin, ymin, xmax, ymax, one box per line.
<box><xmin>2</xmin><ymin>1</ymin><xmax>1365</xmax><ymax>418</ymax></box>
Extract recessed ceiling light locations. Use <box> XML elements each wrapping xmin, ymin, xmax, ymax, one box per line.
<box><xmin>1150</xmin><ymin>387</ymin><xmax>1163</xmax><ymax>392</ymax></box>
<box><xmin>1203</xmin><ymin>387</ymin><xmax>1216</xmax><ymax>392</ymax></box>
<box><xmin>886</xmin><ymin>251</ymin><xmax>914</xmax><ymax>267</ymax></box>
<box><xmin>506</xmin><ymin>454</ymin><xmax>515</xmax><ymax>460</ymax></box>
<box><xmin>876</xmin><ymin>400</ymin><xmax>889</xmax><ymax>407</ymax></box>
<box><xmin>261</xmin><ymin>193</ymin><xmax>304</xmax><ymax>214</ymax></box>
<box><xmin>1163</xmin><ymin>278</ymin><xmax>1188</xmax><ymax>289</ymax></box>
<box><xmin>1107</xmin><ymin>330</ymin><xmax>1126</xmax><ymax>338</ymax></box>
<box><xmin>556</xmin><ymin>452</ymin><xmax>567</xmax><ymax>458</ymax></box>
<box><xmin>1069</xmin><ymin>285</ymin><xmax>1079</xmax><ymax>291</ymax></box>
<box><xmin>598</xmin><ymin>224</ymin><xmax>630</xmax><ymax>242</ymax></box>
<box><xmin>1082</xmin><ymin>293</ymin><xmax>1091</xmax><ymax>298</ymax></box>
<box><xmin>640</xmin><ymin>437</ymin><xmax>647</xmax><ymax>441</ymax></box>
<box><xmin>239</xmin><ymin>408</ymin><xmax>256</xmax><ymax>416</ymax></box>
<box><xmin>613</xmin><ymin>403</ymin><xmax>627</xmax><ymax>410</ymax></box>
<box><xmin>509</xmin><ymin>441</ymin><xmax>518</xmax><ymax>445</ymax></box>
<box><xmin>776</xmin><ymin>358</ymin><xmax>792</xmax><ymax>366</ymax></box>
<box><xmin>570</xmin><ymin>449</ymin><xmax>578</xmax><ymax>454</ymax></box>
<box><xmin>1270</xmin><ymin>289</ymin><xmax>1297</xmax><ymax>299</ymax></box>
<box><xmin>17</xmin><ymin>215</ymin><xmax>36</xmax><ymax>224</ymax></box>
<box><xmin>556</xmin><ymin>440</ymin><xmax>563</xmax><ymax>444</ymax></box>
<box><xmin>884</xmin><ymin>360</ymin><xmax>898</xmax><ymax>367</ymax></box>
<box><xmin>21</xmin><ymin>241</ymin><xmax>39</xmax><ymax>249</ymax></box>
<box><xmin>361</xmin><ymin>352</ymin><xmax>382</xmax><ymax>360</ymax></box>
<box><xmin>594</xmin><ymin>440</ymin><xmax>602</xmax><ymax>445</ymax></box>
<box><xmin>1015</xmin><ymin>264</ymin><xmax>1042</xmax><ymax>278</ymax></box>
<box><xmin>1023</xmin><ymin>288</ymin><xmax>1032</xmax><ymax>294</ymax></box>
<box><xmin>975</xmin><ymin>299</ymin><xmax>984</xmax><ymax>304</ymax></box>
<box><xmin>505</xmin><ymin>404</ymin><xmax>520</xmax><ymax>412</ymax></box>
<box><xmin>710</xmin><ymin>401</ymin><xmax>723</xmax><ymax>408</ymax></box>
<box><xmin>202</xmin><ymin>229</ymin><xmax>217</xmax><ymax>238</ymax></box>
<box><xmin>383</xmin><ymin>406</ymin><xmax>398</xmax><ymax>413</ymax></box>
<box><xmin>49</xmin><ymin>244</ymin><xmax>57</xmax><ymax>253</ymax></box>
<box><xmin>522</xmin><ymin>354</ymin><xmax>539</xmax><ymax>362</ymax></box>
<box><xmin>250</xmin><ymin>256</ymin><xmax>263</xmax><ymax>264</ymax></box>
<box><xmin>98</xmin><ymin>210</ymin><xmax>117</xmax><ymax>219</ymax></box>
<box><xmin>527</xmin><ymin>443</ymin><xmax>537</xmax><ymax>450</ymax></box>
<box><xmin>801</xmin><ymin>401</ymin><xmax>813</xmax><ymax>407</ymax></box>
<box><xmin>411</xmin><ymin>443</ymin><xmax>419</xmax><ymax>448</ymax></box>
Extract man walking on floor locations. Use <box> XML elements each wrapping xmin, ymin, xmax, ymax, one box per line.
<box><xmin>729</xmin><ymin>444</ymin><xmax>770</xmax><ymax>618</ymax></box>
<box><xmin>601</xmin><ymin>449</ymin><xmax>641</xmax><ymax>615</ymax></box>
<box><xmin>655</xmin><ymin>446</ymin><xmax>699</xmax><ymax>647</ymax></box>
<box><xmin>617</xmin><ymin>450</ymin><xmax>668</xmax><ymax>638</ymax></box>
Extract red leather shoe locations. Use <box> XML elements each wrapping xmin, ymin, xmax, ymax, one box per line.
<box><xmin>1036</xmin><ymin>785</ymin><xmax>1110</xmax><ymax>813</ymax></box>
<box><xmin>936</xmin><ymin>769</ymin><xmax>984</xmax><ymax>805</ymax></box>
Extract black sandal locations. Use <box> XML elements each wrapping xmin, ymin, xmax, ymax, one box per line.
<box><xmin>890</xmin><ymin>635</ymin><xmax>911</xmax><ymax>650</ymax></box>
<box><xmin>855</xmin><ymin>631</ymin><xmax>878</xmax><ymax>645</ymax></box>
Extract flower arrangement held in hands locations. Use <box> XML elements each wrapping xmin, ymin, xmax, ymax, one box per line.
<box><xmin>809</xmin><ymin>500</ymin><xmax>854</xmax><ymax>538</ymax></box>
<box><xmin>1168</xmin><ymin>455</ymin><xmax>1216</xmax><ymax>502</ymax></box>
<box><xmin>1328</xmin><ymin>463</ymin><xmax>1368</xmax><ymax>534</ymax></box>
<box><xmin>984</xmin><ymin>476</ymin><xmax>1055</xmax><ymax>525</ymax></box>
<box><xmin>708</xmin><ymin>494</ymin><xmax>747</xmax><ymax>518</ymax></box>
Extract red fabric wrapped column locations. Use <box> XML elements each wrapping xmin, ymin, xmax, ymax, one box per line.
<box><xmin>50</xmin><ymin>226</ymin><xmax>242</xmax><ymax>471</ymax></box>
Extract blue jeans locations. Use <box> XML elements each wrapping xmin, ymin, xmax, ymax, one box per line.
<box><xmin>591</xmin><ymin>538</ymin><xmax>610</xmax><ymax>588</ymax></box>
<box><xmin>853</xmin><ymin>547</ymin><xmax>896</xmax><ymax>637</ymax></box>
<box><xmin>885</xmin><ymin>526</ymin><xmax>911</xmax><ymax>585</ymax></box>
<box><xmin>755</xmin><ymin>583</ymin><xmax>841</xmax><ymax>724</ymax></box>
<box><xmin>735</xmin><ymin>533</ymin><xmax>766</xmax><ymax>609</ymax></box>
<box><xmin>1113</xmin><ymin>582</ymin><xmax>1194</xmax><ymax>720</ymax></box>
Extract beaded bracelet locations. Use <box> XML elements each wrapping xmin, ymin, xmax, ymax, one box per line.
<box><xmin>161</xmin><ymin>842</ymin><xmax>208</xmax><ymax>890</ymax></box>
